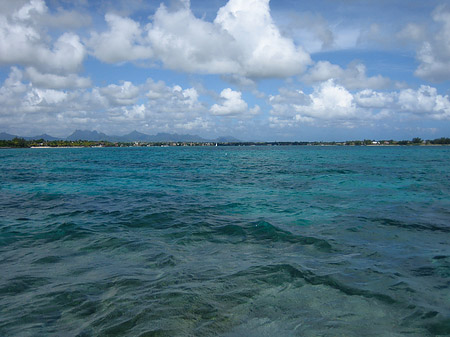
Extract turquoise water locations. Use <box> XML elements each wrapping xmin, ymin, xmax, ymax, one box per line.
<box><xmin>0</xmin><ymin>146</ymin><xmax>449</xmax><ymax>336</ymax></box>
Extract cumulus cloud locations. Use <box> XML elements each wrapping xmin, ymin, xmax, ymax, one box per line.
<box><xmin>100</xmin><ymin>81</ymin><xmax>140</xmax><ymax>106</ymax></box>
<box><xmin>97</xmin><ymin>80</ymin><xmax>207</xmax><ymax>132</ymax></box>
<box><xmin>89</xmin><ymin>0</ymin><xmax>311</xmax><ymax>78</ymax></box>
<box><xmin>88</xmin><ymin>13</ymin><xmax>153</xmax><ymax>63</ymax></box>
<box><xmin>268</xmin><ymin>88</ymin><xmax>310</xmax><ymax>119</ymax></box>
<box><xmin>0</xmin><ymin>0</ymin><xmax>86</xmax><ymax>74</ymax></box>
<box><xmin>25</xmin><ymin>67</ymin><xmax>91</xmax><ymax>89</ymax></box>
<box><xmin>0</xmin><ymin>67</ymin><xmax>215</xmax><ymax>136</ymax></box>
<box><xmin>414</xmin><ymin>6</ymin><xmax>450</xmax><ymax>82</ymax></box>
<box><xmin>137</xmin><ymin>80</ymin><xmax>214</xmax><ymax>134</ymax></box>
<box><xmin>146</xmin><ymin>2</ymin><xmax>239</xmax><ymax>74</ymax></box>
<box><xmin>145</xmin><ymin>80</ymin><xmax>203</xmax><ymax>113</ymax></box>
<box><xmin>269</xmin><ymin>80</ymin><xmax>450</xmax><ymax>129</ymax></box>
<box><xmin>25</xmin><ymin>88</ymin><xmax>68</xmax><ymax>106</ymax></box>
<box><xmin>210</xmin><ymin>88</ymin><xmax>260</xmax><ymax>117</ymax></box>
<box><xmin>398</xmin><ymin>85</ymin><xmax>450</xmax><ymax>120</ymax></box>
<box><xmin>0</xmin><ymin>67</ymin><xmax>69</xmax><ymax>117</ymax></box>
<box><xmin>211</xmin><ymin>89</ymin><xmax>248</xmax><ymax>116</ymax></box>
<box><xmin>302</xmin><ymin>61</ymin><xmax>391</xmax><ymax>90</ymax></box>
<box><xmin>175</xmin><ymin>117</ymin><xmax>211</xmax><ymax>131</ymax></box>
<box><xmin>269</xmin><ymin>80</ymin><xmax>359</xmax><ymax>126</ymax></box>
<box><xmin>213</xmin><ymin>0</ymin><xmax>311</xmax><ymax>77</ymax></box>
<box><xmin>298</xmin><ymin>80</ymin><xmax>357</xmax><ymax>120</ymax></box>
<box><xmin>354</xmin><ymin>89</ymin><xmax>395</xmax><ymax>109</ymax></box>
<box><xmin>0</xmin><ymin>67</ymin><xmax>29</xmax><ymax>108</ymax></box>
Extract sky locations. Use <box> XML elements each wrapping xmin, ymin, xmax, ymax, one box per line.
<box><xmin>1</xmin><ymin>0</ymin><xmax>450</xmax><ymax>141</ymax></box>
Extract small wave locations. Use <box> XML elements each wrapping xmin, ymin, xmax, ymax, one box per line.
<box><xmin>40</xmin><ymin>222</ymin><xmax>93</xmax><ymax>243</ymax></box>
<box><xmin>367</xmin><ymin>217</ymin><xmax>450</xmax><ymax>233</ymax></box>
<box><xmin>119</xmin><ymin>212</ymin><xmax>177</xmax><ymax>229</ymax></box>
<box><xmin>320</xmin><ymin>168</ymin><xmax>356</xmax><ymax>175</ymax></box>
<box><xmin>229</xmin><ymin>263</ymin><xmax>397</xmax><ymax>305</ymax></box>
<box><xmin>214</xmin><ymin>221</ymin><xmax>333</xmax><ymax>252</ymax></box>
<box><xmin>81</xmin><ymin>236</ymin><xmax>130</xmax><ymax>252</ymax></box>
<box><xmin>426</xmin><ymin>318</ymin><xmax>450</xmax><ymax>335</ymax></box>
<box><xmin>32</xmin><ymin>256</ymin><xmax>62</xmax><ymax>264</ymax></box>
<box><xmin>0</xmin><ymin>276</ymin><xmax>49</xmax><ymax>296</ymax></box>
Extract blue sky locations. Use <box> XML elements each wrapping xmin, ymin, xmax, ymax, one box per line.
<box><xmin>1</xmin><ymin>0</ymin><xmax>450</xmax><ymax>141</ymax></box>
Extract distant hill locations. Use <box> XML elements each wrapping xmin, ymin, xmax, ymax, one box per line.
<box><xmin>66</xmin><ymin>130</ymin><xmax>110</xmax><ymax>141</ymax></box>
<box><xmin>214</xmin><ymin>136</ymin><xmax>241</xmax><ymax>142</ymax></box>
<box><xmin>0</xmin><ymin>132</ymin><xmax>17</xmax><ymax>140</ymax></box>
<box><xmin>23</xmin><ymin>134</ymin><xmax>61</xmax><ymax>141</ymax></box>
<box><xmin>147</xmin><ymin>133</ymin><xmax>208</xmax><ymax>142</ymax></box>
<box><xmin>120</xmin><ymin>130</ymin><xmax>151</xmax><ymax>142</ymax></box>
<box><xmin>0</xmin><ymin>129</ymin><xmax>241</xmax><ymax>143</ymax></box>
<box><xmin>64</xmin><ymin>129</ymin><xmax>211</xmax><ymax>142</ymax></box>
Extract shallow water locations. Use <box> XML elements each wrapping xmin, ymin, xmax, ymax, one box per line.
<box><xmin>0</xmin><ymin>146</ymin><xmax>449</xmax><ymax>336</ymax></box>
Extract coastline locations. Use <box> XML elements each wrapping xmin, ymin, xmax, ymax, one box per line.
<box><xmin>0</xmin><ymin>143</ymin><xmax>447</xmax><ymax>149</ymax></box>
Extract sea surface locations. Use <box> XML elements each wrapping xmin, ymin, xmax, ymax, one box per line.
<box><xmin>0</xmin><ymin>146</ymin><xmax>449</xmax><ymax>336</ymax></box>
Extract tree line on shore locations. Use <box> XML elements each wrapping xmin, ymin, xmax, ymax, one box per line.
<box><xmin>1</xmin><ymin>137</ymin><xmax>450</xmax><ymax>148</ymax></box>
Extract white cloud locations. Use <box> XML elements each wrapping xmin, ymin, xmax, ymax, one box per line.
<box><xmin>0</xmin><ymin>67</ymin><xmax>69</xmax><ymax>116</ymax></box>
<box><xmin>249</xmin><ymin>105</ymin><xmax>262</xmax><ymax>116</ymax></box>
<box><xmin>0</xmin><ymin>67</ymin><xmax>29</xmax><ymax>107</ymax></box>
<box><xmin>146</xmin><ymin>2</ymin><xmax>239</xmax><ymax>74</ymax></box>
<box><xmin>100</xmin><ymin>81</ymin><xmax>140</xmax><ymax>106</ymax></box>
<box><xmin>0</xmin><ymin>1</ymin><xmax>86</xmax><ymax>74</ymax></box>
<box><xmin>120</xmin><ymin>104</ymin><xmax>146</xmax><ymax>121</ymax></box>
<box><xmin>214</xmin><ymin>0</ymin><xmax>311</xmax><ymax>77</ymax></box>
<box><xmin>89</xmin><ymin>0</ymin><xmax>311</xmax><ymax>78</ymax></box>
<box><xmin>414</xmin><ymin>6</ymin><xmax>450</xmax><ymax>82</ymax></box>
<box><xmin>145</xmin><ymin>80</ymin><xmax>204</xmax><ymax>114</ymax></box>
<box><xmin>299</xmin><ymin>80</ymin><xmax>357</xmax><ymax>119</ymax></box>
<box><xmin>0</xmin><ymin>67</ymin><xmax>213</xmax><ymax>136</ymax></box>
<box><xmin>270</xmin><ymin>80</ymin><xmax>358</xmax><ymax>124</ymax></box>
<box><xmin>141</xmin><ymin>80</ymin><xmax>214</xmax><ymax>133</ymax></box>
<box><xmin>25</xmin><ymin>88</ymin><xmax>68</xmax><ymax>106</ymax></box>
<box><xmin>354</xmin><ymin>89</ymin><xmax>395</xmax><ymax>109</ymax></box>
<box><xmin>302</xmin><ymin>61</ymin><xmax>342</xmax><ymax>83</ymax></box>
<box><xmin>269</xmin><ymin>88</ymin><xmax>310</xmax><ymax>118</ymax></box>
<box><xmin>88</xmin><ymin>13</ymin><xmax>153</xmax><ymax>63</ymax></box>
<box><xmin>49</xmin><ymin>33</ymin><xmax>86</xmax><ymax>73</ymax></box>
<box><xmin>210</xmin><ymin>88</ymin><xmax>252</xmax><ymax>116</ymax></box>
<box><xmin>25</xmin><ymin>67</ymin><xmax>91</xmax><ymax>89</ymax></box>
<box><xmin>269</xmin><ymin>80</ymin><xmax>450</xmax><ymax>129</ymax></box>
<box><xmin>302</xmin><ymin>61</ymin><xmax>390</xmax><ymax>90</ymax></box>
<box><xmin>398</xmin><ymin>85</ymin><xmax>450</xmax><ymax>120</ymax></box>
<box><xmin>175</xmin><ymin>117</ymin><xmax>211</xmax><ymax>131</ymax></box>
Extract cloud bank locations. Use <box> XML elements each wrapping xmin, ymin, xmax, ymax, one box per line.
<box><xmin>0</xmin><ymin>0</ymin><xmax>450</xmax><ymax>140</ymax></box>
<box><xmin>269</xmin><ymin>80</ymin><xmax>450</xmax><ymax>129</ymax></box>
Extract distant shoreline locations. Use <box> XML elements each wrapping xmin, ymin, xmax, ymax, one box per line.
<box><xmin>30</xmin><ymin>146</ymin><xmax>84</xmax><ymax>149</ymax></box>
<box><xmin>1</xmin><ymin>136</ymin><xmax>450</xmax><ymax>148</ymax></box>
<box><xmin>1</xmin><ymin>136</ymin><xmax>449</xmax><ymax>149</ymax></box>
<box><xmin>0</xmin><ymin>143</ymin><xmax>448</xmax><ymax>149</ymax></box>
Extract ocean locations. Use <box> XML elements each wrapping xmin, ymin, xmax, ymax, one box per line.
<box><xmin>0</xmin><ymin>146</ymin><xmax>449</xmax><ymax>336</ymax></box>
